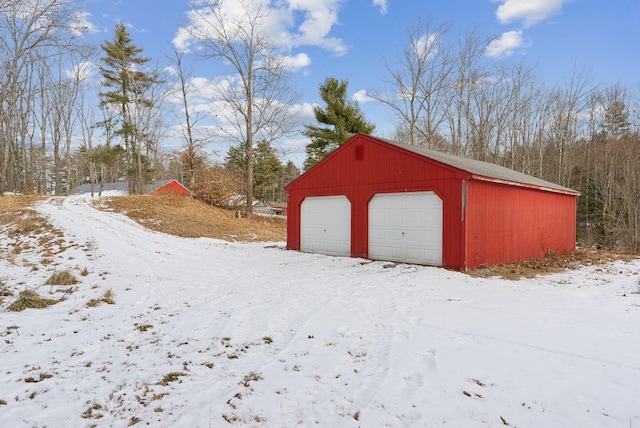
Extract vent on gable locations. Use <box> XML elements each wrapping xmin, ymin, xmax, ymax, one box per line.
<box><xmin>355</xmin><ymin>145</ymin><xmax>364</xmax><ymax>160</ymax></box>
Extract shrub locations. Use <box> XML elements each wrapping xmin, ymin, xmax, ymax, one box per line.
<box><xmin>191</xmin><ymin>165</ymin><xmax>244</xmax><ymax>208</ymax></box>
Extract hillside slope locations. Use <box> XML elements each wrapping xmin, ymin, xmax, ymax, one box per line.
<box><xmin>96</xmin><ymin>194</ymin><xmax>286</xmax><ymax>242</ymax></box>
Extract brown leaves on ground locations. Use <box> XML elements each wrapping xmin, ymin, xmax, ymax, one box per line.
<box><xmin>469</xmin><ymin>248</ymin><xmax>637</xmax><ymax>280</ymax></box>
<box><xmin>97</xmin><ymin>195</ymin><xmax>286</xmax><ymax>242</ymax></box>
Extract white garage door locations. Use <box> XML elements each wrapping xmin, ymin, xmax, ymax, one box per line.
<box><xmin>369</xmin><ymin>192</ymin><xmax>443</xmax><ymax>265</ymax></box>
<box><xmin>300</xmin><ymin>195</ymin><xmax>351</xmax><ymax>257</ymax></box>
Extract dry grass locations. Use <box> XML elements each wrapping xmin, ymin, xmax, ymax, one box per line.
<box><xmin>8</xmin><ymin>289</ymin><xmax>59</xmax><ymax>312</ymax></box>
<box><xmin>87</xmin><ymin>288</ymin><xmax>115</xmax><ymax>307</ymax></box>
<box><xmin>0</xmin><ymin>195</ymin><xmax>66</xmax><ymax>262</ymax></box>
<box><xmin>469</xmin><ymin>248</ymin><xmax>638</xmax><ymax>280</ymax></box>
<box><xmin>0</xmin><ymin>195</ymin><xmax>44</xmax><ymax>214</ymax></box>
<box><xmin>45</xmin><ymin>270</ymin><xmax>79</xmax><ymax>286</ymax></box>
<box><xmin>97</xmin><ymin>195</ymin><xmax>286</xmax><ymax>242</ymax></box>
<box><xmin>157</xmin><ymin>372</ymin><xmax>184</xmax><ymax>386</ymax></box>
<box><xmin>0</xmin><ymin>196</ymin><xmax>49</xmax><ymax>238</ymax></box>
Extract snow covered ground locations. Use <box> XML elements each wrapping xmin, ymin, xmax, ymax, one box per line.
<box><xmin>1</xmin><ymin>196</ymin><xmax>640</xmax><ymax>427</ymax></box>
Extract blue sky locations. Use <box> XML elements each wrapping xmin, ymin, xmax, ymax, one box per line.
<box><xmin>78</xmin><ymin>0</ymin><xmax>640</xmax><ymax>164</ymax></box>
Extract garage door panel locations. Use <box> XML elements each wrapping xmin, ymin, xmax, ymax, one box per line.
<box><xmin>386</xmin><ymin>209</ymin><xmax>404</xmax><ymax>224</ymax></box>
<box><xmin>300</xmin><ymin>195</ymin><xmax>351</xmax><ymax>257</ymax></box>
<box><xmin>368</xmin><ymin>192</ymin><xmax>443</xmax><ymax>266</ymax></box>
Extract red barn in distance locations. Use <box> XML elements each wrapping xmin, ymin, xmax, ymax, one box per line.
<box><xmin>70</xmin><ymin>179</ymin><xmax>190</xmax><ymax>196</ymax></box>
<box><xmin>149</xmin><ymin>179</ymin><xmax>191</xmax><ymax>196</ymax></box>
<box><xmin>285</xmin><ymin>134</ymin><xmax>579</xmax><ymax>271</ymax></box>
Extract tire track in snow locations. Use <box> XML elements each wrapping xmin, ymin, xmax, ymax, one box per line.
<box><xmin>420</xmin><ymin>322</ymin><xmax>640</xmax><ymax>372</ymax></box>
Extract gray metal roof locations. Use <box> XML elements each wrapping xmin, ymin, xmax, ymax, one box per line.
<box><xmin>381</xmin><ymin>138</ymin><xmax>578</xmax><ymax>194</ymax></box>
<box><xmin>70</xmin><ymin>180</ymin><xmax>181</xmax><ymax>196</ymax></box>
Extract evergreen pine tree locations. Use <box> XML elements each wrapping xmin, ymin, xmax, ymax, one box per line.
<box><xmin>99</xmin><ymin>24</ymin><xmax>159</xmax><ymax>194</ymax></box>
<box><xmin>225</xmin><ymin>140</ymin><xmax>284</xmax><ymax>202</ymax></box>
<box><xmin>602</xmin><ymin>100</ymin><xmax>630</xmax><ymax>138</ymax></box>
<box><xmin>254</xmin><ymin>140</ymin><xmax>284</xmax><ymax>202</ymax></box>
<box><xmin>303</xmin><ymin>77</ymin><xmax>375</xmax><ymax>170</ymax></box>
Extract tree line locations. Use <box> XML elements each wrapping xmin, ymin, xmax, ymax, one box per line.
<box><xmin>0</xmin><ymin>0</ymin><xmax>299</xmax><ymax>212</ymax></box>
<box><xmin>0</xmin><ymin>1</ymin><xmax>638</xmax><ymax>250</ymax></box>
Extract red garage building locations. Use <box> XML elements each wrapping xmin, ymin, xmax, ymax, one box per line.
<box><xmin>285</xmin><ymin>134</ymin><xmax>579</xmax><ymax>270</ymax></box>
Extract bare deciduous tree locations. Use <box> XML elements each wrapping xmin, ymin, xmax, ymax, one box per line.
<box><xmin>373</xmin><ymin>18</ymin><xmax>453</xmax><ymax>148</ymax></box>
<box><xmin>0</xmin><ymin>0</ymin><xmax>90</xmax><ymax>194</ymax></box>
<box><xmin>166</xmin><ymin>47</ymin><xmax>211</xmax><ymax>189</ymax></box>
<box><xmin>443</xmin><ymin>29</ymin><xmax>492</xmax><ymax>157</ymax></box>
<box><xmin>184</xmin><ymin>0</ymin><xmax>301</xmax><ymax>216</ymax></box>
<box><xmin>544</xmin><ymin>65</ymin><xmax>593</xmax><ymax>186</ymax></box>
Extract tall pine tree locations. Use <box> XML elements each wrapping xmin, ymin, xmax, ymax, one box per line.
<box><xmin>99</xmin><ymin>24</ymin><xmax>159</xmax><ymax>194</ymax></box>
<box><xmin>303</xmin><ymin>77</ymin><xmax>375</xmax><ymax>170</ymax></box>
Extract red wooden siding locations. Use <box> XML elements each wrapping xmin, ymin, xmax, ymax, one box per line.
<box><xmin>150</xmin><ymin>180</ymin><xmax>190</xmax><ymax>196</ymax></box>
<box><xmin>464</xmin><ymin>180</ymin><xmax>576</xmax><ymax>269</ymax></box>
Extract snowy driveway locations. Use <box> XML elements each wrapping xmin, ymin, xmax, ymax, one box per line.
<box><xmin>1</xmin><ymin>196</ymin><xmax>639</xmax><ymax>427</ymax></box>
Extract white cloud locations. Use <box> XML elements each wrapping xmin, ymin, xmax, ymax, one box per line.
<box><xmin>64</xmin><ymin>61</ymin><xmax>94</xmax><ymax>81</ymax></box>
<box><xmin>297</xmin><ymin>102</ymin><xmax>316</xmax><ymax>120</ymax></box>
<box><xmin>281</xmin><ymin>53</ymin><xmax>311</xmax><ymax>71</ymax></box>
<box><xmin>486</xmin><ymin>30</ymin><xmax>527</xmax><ymax>57</ymax></box>
<box><xmin>172</xmin><ymin>27</ymin><xmax>192</xmax><ymax>52</ymax></box>
<box><xmin>372</xmin><ymin>0</ymin><xmax>388</xmax><ymax>15</ymax></box>
<box><xmin>70</xmin><ymin>12</ymin><xmax>99</xmax><ymax>36</ymax></box>
<box><xmin>165</xmin><ymin>72</ymin><xmax>313</xmax><ymax>146</ymax></box>
<box><xmin>286</xmin><ymin>0</ymin><xmax>347</xmax><ymax>55</ymax></box>
<box><xmin>493</xmin><ymin>0</ymin><xmax>569</xmax><ymax>27</ymax></box>
<box><xmin>166</xmin><ymin>75</ymin><xmax>233</xmax><ymax>108</ymax></box>
<box><xmin>175</xmin><ymin>0</ymin><xmax>347</xmax><ymax>56</ymax></box>
<box><xmin>163</xmin><ymin>65</ymin><xmax>178</xmax><ymax>77</ymax></box>
<box><xmin>353</xmin><ymin>89</ymin><xmax>374</xmax><ymax>104</ymax></box>
<box><xmin>415</xmin><ymin>33</ymin><xmax>439</xmax><ymax>59</ymax></box>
